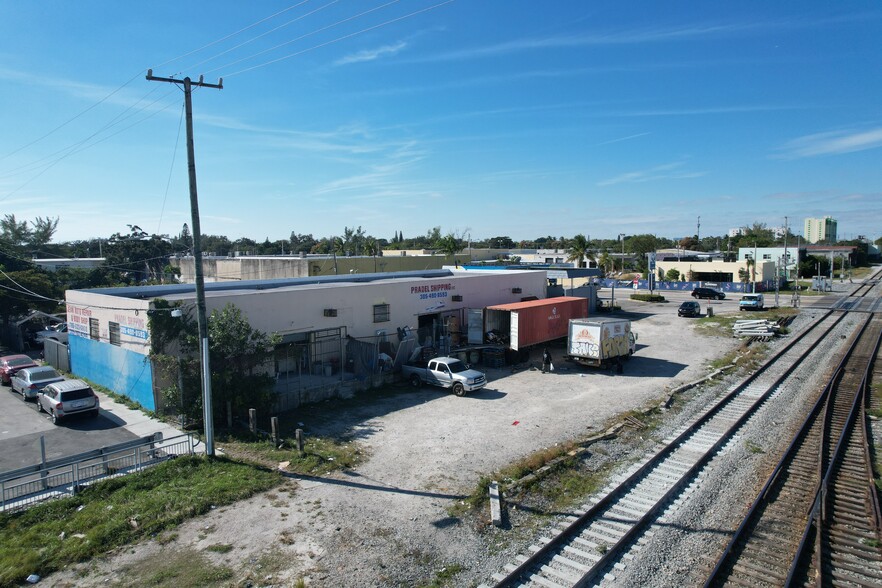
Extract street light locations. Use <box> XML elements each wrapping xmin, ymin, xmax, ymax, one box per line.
<box><xmin>618</xmin><ymin>233</ymin><xmax>626</xmax><ymax>273</ymax></box>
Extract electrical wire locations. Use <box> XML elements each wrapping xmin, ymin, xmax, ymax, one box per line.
<box><xmin>184</xmin><ymin>0</ymin><xmax>324</xmax><ymax>72</ymax></box>
<box><xmin>156</xmin><ymin>101</ymin><xmax>186</xmax><ymax>236</ymax></box>
<box><xmin>0</xmin><ymin>92</ymin><xmax>180</xmax><ymax>203</ymax></box>
<box><xmin>221</xmin><ymin>0</ymin><xmax>454</xmax><ymax>78</ymax></box>
<box><xmin>0</xmin><ymin>70</ymin><xmax>147</xmax><ymax>165</ymax></box>
<box><xmin>151</xmin><ymin>1</ymin><xmax>312</xmax><ymax>73</ymax></box>
<box><xmin>0</xmin><ymin>85</ymin><xmax>168</xmax><ymax>179</ymax></box>
<box><xmin>208</xmin><ymin>0</ymin><xmax>405</xmax><ymax>77</ymax></box>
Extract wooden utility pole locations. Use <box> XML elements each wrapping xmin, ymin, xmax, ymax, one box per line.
<box><xmin>146</xmin><ymin>70</ymin><xmax>222</xmax><ymax>456</ymax></box>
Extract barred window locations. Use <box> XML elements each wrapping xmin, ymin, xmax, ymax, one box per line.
<box><xmin>373</xmin><ymin>303</ymin><xmax>390</xmax><ymax>323</ymax></box>
<box><xmin>89</xmin><ymin>318</ymin><xmax>100</xmax><ymax>341</ymax></box>
<box><xmin>109</xmin><ymin>322</ymin><xmax>121</xmax><ymax>346</ymax></box>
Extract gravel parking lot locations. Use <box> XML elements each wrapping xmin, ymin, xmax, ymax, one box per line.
<box><xmin>46</xmin><ymin>290</ymin><xmax>767</xmax><ymax>587</ymax></box>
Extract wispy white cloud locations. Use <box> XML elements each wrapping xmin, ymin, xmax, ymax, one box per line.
<box><xmin>335</xmin><ymin>41</ymin><xmax>407</xmax><ymax>66</ymax></box>
<box><xmin>408</xmin><ymin>15</ymin><xmax>874</xmax><ymax>63</ymax></box>
<box><xmin>597</xmin><ymin>161</ymin><xmax>706</xmax><ymax>186</ymax></box>
<box><xmin>774</xmin><ymin>126</ymin><xmax>882</xmax><ymax>159</ymax></box>
<box><xmin>595</xmin><ymin>132</ymin><xmax>650</xmax><ymax>146</ymax></box>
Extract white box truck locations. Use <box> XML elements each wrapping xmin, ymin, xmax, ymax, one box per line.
<box><xmin>565</xmin><ymin>318</ymin><xmax>637</xmax><ymax>368</ymax></box>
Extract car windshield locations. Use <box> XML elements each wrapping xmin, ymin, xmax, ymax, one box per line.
<box><xmin>30</xmin><ymin>369</ymin><xmax>60</xmax><ymax>380</ymax></box>
<box><xmin>8</xmin><ymin>358</ymin><xmax>34</xmax><ymax>367</ymax></box>
<box><xmin>742</xmin><ymin>295</ymin><xmax>758</xmax><ymax>301</ymax></box>
<box><xmin>447</xmin><ymin>361</ymin><xmax>467</xmax><ymax>373</ymax></box>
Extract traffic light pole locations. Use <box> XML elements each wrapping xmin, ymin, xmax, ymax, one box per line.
<box><xmin>146</xmin><ymin>70</ymin><xmax>222</xmax><ymax>456</ymax></box>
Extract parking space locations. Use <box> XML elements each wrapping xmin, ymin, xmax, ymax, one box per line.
<box><xmin>0</xmin><ymin>354</ymin><xmax>183</xmax><ymax>473</ymax></box>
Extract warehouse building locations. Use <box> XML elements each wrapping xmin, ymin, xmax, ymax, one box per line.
<box><xmin>64</xmin><ymin>269</ymin><xmax>548</xmax><ymax>412</ymax></box>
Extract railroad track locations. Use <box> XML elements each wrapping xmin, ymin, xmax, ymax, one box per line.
<box><xmin>486</xmin><ymin>310</ymin><xmax>848</xmax><ymax>588</ymax></box>
<box><xmin>704</xmin><ymin>314</ymin><xmax>882</xmax><ymax>587</ymax></box>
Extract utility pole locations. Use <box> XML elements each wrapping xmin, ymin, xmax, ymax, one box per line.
<box><xmin>782</xmin><ymin>216</ymin><xmax>788</xmax><ymax>283</ymax></box>
<box><xmin>696</xmin><ymin>216</ymin><xmax>701</xmax><ymax>242</ymax></box>
<box><xmin>147</xmin><ymin>70</ymin><xmax>222</xmax><ymax>457</ymax></box>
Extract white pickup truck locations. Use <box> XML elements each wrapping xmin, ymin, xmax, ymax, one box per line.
<box><xmin>401</xmin><ymin>357</ymin><xmax>487</xmax><ymax>397</ymax></box>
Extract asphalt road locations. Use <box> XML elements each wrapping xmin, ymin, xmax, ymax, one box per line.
<box><xmin>0</xmin><ymin>383</ymin><xmax>139</xmax><ymax>473</ymax></box>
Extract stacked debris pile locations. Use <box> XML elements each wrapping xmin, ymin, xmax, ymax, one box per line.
<box><xmin>733</xmin><ymin>319</ymin><xmax>781</xmax><ymax>342</ymax></box>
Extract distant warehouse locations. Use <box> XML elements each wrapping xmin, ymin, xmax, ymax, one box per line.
<box><xmin>63</xmin><ymin>269</ymin><xmax>549</xmax><ymax>412</ymax></box>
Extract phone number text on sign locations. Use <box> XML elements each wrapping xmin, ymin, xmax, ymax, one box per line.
<box><xmin>419</xmin><ymin>291</ymin><xmax>448</xmax><ymax>300</ymax></box>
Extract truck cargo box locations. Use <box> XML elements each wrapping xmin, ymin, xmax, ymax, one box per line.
<box><xmin>483</xmin><ymin>297</ymin><xmax>588</xmax><ymax>350</ymax></box>
<box><xmin>567</xmin><ymin>317</ymin><xmax>636</xmax><ymax>366</ymax></box>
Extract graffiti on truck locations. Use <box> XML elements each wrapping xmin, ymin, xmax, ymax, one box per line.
<box><xmin>601</xmin><ymin>334</ymin><xmax>631</xmax><ymax>358</ymax></box>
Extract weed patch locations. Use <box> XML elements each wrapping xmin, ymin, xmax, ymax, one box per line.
<box><xmin>0</xmin><ymin>456</ymin><xmax>279</xmax><ymax>586</ymax></box>
<box><xmin>745</xmin><ymin>440</ymin><xmax>764</xmax><ymax>454</ymax></box>
<box><xmin>217</xmin><ymin>432</ymin><xmax>363</xmax><ymax>476</ymax></box>
<box><xmin>419</xmin><ymin>563</ymin><xmax>465</xmax><ymax>587</ymax></box>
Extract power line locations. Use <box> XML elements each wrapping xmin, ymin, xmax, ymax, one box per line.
<box><xmin>151</xmin><ymin>1</ymin><xmax>312</xmax><ymax>73</ymax></box>
<box><xmin>0</xmin><ymin>92</ymin><xmax>180</xmax><ymax>203</ymax></box>
<box><xmin>184</xmin><ymin>0</ymin><xmax>324</xmax><ymax>72</ymax></box>
<box><xmin>0</xmin><ymin>70</ymin><xmax>146</xmax><ymax>165</ymax></box>
<box><xmin>156</xmin><ymin>102</ymin><xmax>186</xmax><ymax>236</ymax></box>
<box><xmin>211</xmin><ymin>0</ymin><xmax>407</xmax><ymax>77</ymax></box>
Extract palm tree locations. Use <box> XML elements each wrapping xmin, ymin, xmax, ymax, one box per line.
<box><xmin>566</xmin><ymin>234</ymin><xmax>593</xmax><ymax>268</ymax></box>
<box><xmin>364</xmin><ymin>238</ymin><xmax>379</xmax><ymax>272</ymax></box>
<box><xmin>435</xmin><ymin>234</ymin><xmax>464</xmax><ymax>266</ymax></box>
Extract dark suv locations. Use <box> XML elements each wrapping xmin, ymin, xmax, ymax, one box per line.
<box><xmin>678</xmin><ymin>301</ymin><xmax>701</xmax><ymax>317</ymax></box>
<box><xmin>691</xmin><ymin>287</ymin><xmax>725</xmax><ymax>300</ymax></box>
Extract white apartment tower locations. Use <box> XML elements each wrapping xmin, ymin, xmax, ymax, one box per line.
<box><xmin>803</xmin><ymin>216</ymin><xmax>837</xmax><ymax>244</ymax></box>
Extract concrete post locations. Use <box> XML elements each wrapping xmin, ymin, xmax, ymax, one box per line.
<box><xmin>249</xmin><ymin>408</ymin><xmax>257</xmax><ymax>436</ymax></box>
<box><xmin>271</xmin><ymin>417</ymin><xmax>279</xmax><ymax>446</ymax></box>
<box><xmin>295</xmin><ymin>429</ymin><xmax>304</xmax><ymax>455</ymax></box>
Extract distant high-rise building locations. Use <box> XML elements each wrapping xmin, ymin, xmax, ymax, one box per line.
<box><xmin>803</xmin><ymin>216</ymin><xmax>837</xmax><ymax>244</ymax></box>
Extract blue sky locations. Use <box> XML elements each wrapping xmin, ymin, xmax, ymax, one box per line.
<box><xmin>1</xmin><ymin>1</ymin><xmax>880</xmax><ymax>245</ymax></box>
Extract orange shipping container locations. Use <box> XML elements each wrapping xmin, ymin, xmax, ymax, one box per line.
<box><xmin>484</xmin><ymin>296</ymin><xmax>588</xmax><ymax>350</ymax></box>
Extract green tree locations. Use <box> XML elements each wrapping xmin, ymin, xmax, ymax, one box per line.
<box><xmin>665</xmin><ymin>268</ymin><xmax>681</xmax><ymax>282</ymax></box>
<box><xmin>106</xmin><ymin>225</ymin><xmax>174</xmax><ymax>284</ymax></box>
<box><xmin>435</xmin><ymin>234</ymin><xmax>464</xmax><ymax>266</ymax></box>
<box><xmin>566</xmin><ymin>234</ymin><xmax>593</xmax><ymax>268</ymax></box>
<box><xmin>598</xmin><ymin>250</ymin><xmax>612</xmax><ymax>275</ymax></box>
<box><xmin>152</xmin><ymin>302</ymin><xmax>279</xmax><ymax>425</ymax></box>
<box><xmin>624</xmin><ymin>234</ymin><xmax>660</xmax><ymax>273</ymax></box>
<box><xmin>289</xmin><ymin>232</ymin><xmax>317</xmax><ymax>253</ymax></box>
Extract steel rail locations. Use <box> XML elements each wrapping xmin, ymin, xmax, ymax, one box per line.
<box><xmin>786</xmin><ymin>315</ymin><xmax>882</xmax><ymax>587</ymax></box>
<box><xmin>703</xmin><ymin>314</ymin><xmax>874</xmax><ymax>587</ymax></box>
<box><xmin>491</xmin><ymin>310</ymin><xmax>844</xmax><ymax>588</ymax></box>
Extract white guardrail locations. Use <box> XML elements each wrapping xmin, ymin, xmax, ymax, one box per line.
<box><xmin>0</xmin><ymin>432</ymin><xmax>197</xmax><ymax>512</ymax></box>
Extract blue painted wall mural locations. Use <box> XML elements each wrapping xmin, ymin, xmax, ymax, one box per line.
<box><xmin>69</xmin><ymin>335</ymin><xmax>155</xmax><ymax>411</ymax></box>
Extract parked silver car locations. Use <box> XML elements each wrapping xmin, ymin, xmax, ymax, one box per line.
<box><xmin>37</xmin><ymin>379</ymin><xmax>99</xmax><ymax>424</ymax></box>
<box><xmin>35</xmin><ymin>322</ymin><xmax>69</xmax><ymax>345</ymax></box>
<box><xmin>11</xmin><ymin>366</ymin><xmax>65</xmax><ymax>400</ymax></box>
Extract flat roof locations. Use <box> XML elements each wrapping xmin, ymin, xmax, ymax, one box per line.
<box><xmin>486</xmin><ymin>296</ymin><xmax>584</xmax><ymax>311</ymax></box>
<box><xmin>73</xmin><ymin>268</ymin><xmax>537</xmax><ymax>301</ymax></box>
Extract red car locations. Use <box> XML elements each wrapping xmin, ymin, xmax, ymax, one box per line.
<box><xmin>0</xmin><ymin>354</ymin><xmax>39</xmax><ymax>385</ymax></box>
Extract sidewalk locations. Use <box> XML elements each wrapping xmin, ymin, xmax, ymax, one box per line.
<box><xmin>93</xmin><ymin>390</ymin><xmax>204</xmax><ymax>454</ymax></box>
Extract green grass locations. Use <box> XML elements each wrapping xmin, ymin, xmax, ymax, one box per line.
<box><xmin>745</xmin><ymin>440</ymin><xmax>764</xmax><ymax>454</ymax></box>
<box><xmin>419</xmin><ymin>563</ymin><xmax>465</xmax><ymax>588</ymax></box>
<box><xmin>217</xmin><ymin>432</ymin><xmax>363</xmax><ymax>475</ymax></box>
<box><xmin>0</xmin><ymin>456</ymin><xmax>280</xmax><ymax>587</ymax></box>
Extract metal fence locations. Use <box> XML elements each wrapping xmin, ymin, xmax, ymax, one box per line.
<box><xmin>42</xmin><ymin>339</ymin><xmax>70</xmax><ymax>372</ymax></box>
<box><xmin>0</xmin><ymin>432</ymin><xmax>196</xmax><ymax>512</ymax></box>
